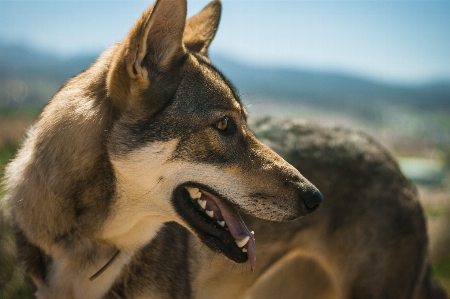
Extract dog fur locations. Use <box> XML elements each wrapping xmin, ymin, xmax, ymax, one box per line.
<box><xmin>3</xmin><ymin>0</ymin><xmax>448</xmax><ymax>298</ymax></box>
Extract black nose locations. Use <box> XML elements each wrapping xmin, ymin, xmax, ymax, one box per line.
<box><xmin>303</xmin><ymin>188</ymin><xmax>323</xmax><ymax>211</ymax></box>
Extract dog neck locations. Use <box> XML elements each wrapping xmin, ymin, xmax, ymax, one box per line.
<box><xmin>36</xmin><ymin>239</ymin><xmax>134</xmax><ymax>299</ymax></box>
<box><xmin>37</xmin><ymin>143</ymin><xmax>180</xmax><ymax>299</ymax></box>
<box><xmin>89</xmin><ymin>250</ymin><xmax>122</xmax><ymax>281</ymax></box>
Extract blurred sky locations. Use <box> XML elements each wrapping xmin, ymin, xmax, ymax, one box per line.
<box><xmin>0</xmin><ymin>0</ymin><xmax>449</xmax><ymax>84</ymax></box>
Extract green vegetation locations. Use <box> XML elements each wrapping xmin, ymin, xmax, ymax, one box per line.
<box><xmin>0</xmin><ymin>143</ymin><xmax>16</xmax><ymax>196</ymax></box>
<box><xmin>0</xmin><ymin>142</ymin><xmax>15</xmax><ymax>168</ymax></box>
<box><xmin>0</xmin><ymin>142</ymin><xmax>35</xmax><ymax>298</ymax></box>
<box><xmin>0</xmin><ymin>108</ymin><xmax>41</xmax><ymax>118</ymax></box>
<box><xmin>433</xmin><ymin>258</ymin><xmax>450</xmax><ymax>293</ymax></box>
<box><xmin>0</xmin><ymin>218</ymin><xmax>35</xmax><ymax>299</ymax></box>
<box><xmin>426</xmin><ymin>207</ymin><xmax>449</xmax><ymax>219</ymax></box>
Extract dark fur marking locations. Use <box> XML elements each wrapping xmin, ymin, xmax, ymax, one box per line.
<box><xmin>191</xmin><ymin>52</ymin><xmax>246</xmax><ymax>116</ymax></box>
<box><xmin>108</xmin><ymin>223</ymin><xmax>191</xmax><ymax>299</ymax></box>
<box><xmin>248</xmin><ymin>193</ymin><xmax>275</xmax><ymax>200</ymax></box>
<box><xmin>15</xmin><ymin>225</ymin><xmax>51</xmax><ymax>285</ymax></box>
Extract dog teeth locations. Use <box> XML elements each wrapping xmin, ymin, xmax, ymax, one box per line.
<box><xmin>206</xmin><ymin>210</ymin><xmax>214</xmax><ymax>218</ymax></box>
<box><xmin>217</xmin><ymin>220</ymin><xmax>225</xmax><ymax>227</ymax></box>
<box><xmin>242</xmin><ymin>248</ymin><xmax>247</xmax><ymax>253</ymax></box>
<box><xmin>197</xmin><ymin>199</ymin><xmax>207</xmax><ymax>209</ymax></box>
<box><xmin>186</xmin><ymin>187</ymin><xmax>201</xmax><ymax>199</ymax></box>
<box><xmin>235</xmin><ymin>236</ymin><xmax>250</xmax><ymax>248</ymax></box>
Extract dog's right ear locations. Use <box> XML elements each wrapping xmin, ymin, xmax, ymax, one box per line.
<box><xmin>184</xmin><ymin>0</ymin><xmax>221</xmax><ymax>55</ymax></box>
<box><xmin>107</xmin><ymin>0</ymin><xmax>187</xmax><ymax>114</ymax></box>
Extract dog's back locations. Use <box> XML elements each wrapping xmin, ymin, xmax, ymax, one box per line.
<box><xmin>248</xmin><ymin>119</ymin><xmax>448</xmax><ymax>299</ymax></box>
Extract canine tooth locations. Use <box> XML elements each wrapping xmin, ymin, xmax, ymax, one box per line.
<box><xmin>242</xmin><ymin>248</ymin><xmax>247</xmax><ymax>253</ymax></box>
<box><xmin>186</xmin><ymin>187</ymin><xmax>201</xmax><ymax>199</ymax></box>
<box><xmin>198</xmin><ymin>199</ymin><xmax>207</xmax><ymax>209</ymax></box>
<box><xmin>206</xmin><ymin>210</ymin><xmax>214</xmax><ymax>218</ymax></box>
<box><xmin>217</xmin><ymin>220</ymin><xmax>225</xmax><ymax>227</ymax></box>
<box><xmin>235</xmin><ymin>236</ymin><xmax>250</xmax><ymax>248</ymax></box>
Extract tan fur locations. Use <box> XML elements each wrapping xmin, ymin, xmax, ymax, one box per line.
<box><xmin>244</xmin><ymin>252</ymin><xmax>336</xmax><ymax>299</ymax></box>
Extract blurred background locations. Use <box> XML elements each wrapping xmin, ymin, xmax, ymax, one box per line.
<box><xmin>1</xmin><ymin>0</ymin><xmax>449</xmax><ymax>297</ymax></box>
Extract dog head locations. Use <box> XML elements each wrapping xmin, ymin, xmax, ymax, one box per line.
<box><xmin>105</xmin><ymin>0</ymin><xmax>322</xmax><ymax>270</ymax></box>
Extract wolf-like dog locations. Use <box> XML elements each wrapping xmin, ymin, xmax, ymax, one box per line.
<box><xmin>3</xmin><ymin>0</ymin><xmax>447</xmax><ymax>298</ymax></box>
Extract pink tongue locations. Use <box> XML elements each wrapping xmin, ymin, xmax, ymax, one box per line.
<box><xmin>201</xmin><ymin>190</ymin><xmax>256</xmax><ymax>272</ymax></box>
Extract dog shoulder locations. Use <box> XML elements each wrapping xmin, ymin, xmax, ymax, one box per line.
<box><xmin>251</xmin><ymin>119</ymin><xmax>404</xmax><ymax>180</ymax></box>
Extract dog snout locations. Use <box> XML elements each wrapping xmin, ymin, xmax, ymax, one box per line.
<box><xmin>302</xmin><ymin>188</ymin><xmax>323</xmax><ymax>213</ymax></box>
<box><xmin>286</xmin><ymin>175</ymin><xmax>323</xmax><ymax>212</ymax></box>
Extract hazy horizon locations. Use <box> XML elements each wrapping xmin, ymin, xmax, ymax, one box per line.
<box><xmin>1</xmin><ymin>0</ymin><xmax>450</xmax><ymax>85</ymax></box>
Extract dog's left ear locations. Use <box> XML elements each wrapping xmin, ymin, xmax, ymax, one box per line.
<box><xmin>184</xmin><ymin>0</ymin><xmax>221</xmax><ymax>55</ymax></box>
<box><xmin>107</xmin><ymin>0</ymin><xmax>187</xmax><ymax>113</ymax></box>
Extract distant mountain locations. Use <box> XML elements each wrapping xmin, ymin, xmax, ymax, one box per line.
<box><xmin>211</xmin><ymin>55</ymin><xmax>450</xmax><ymax>113</ymax></box>
<box><xmin>1</xmin><ymin>43</ymin><xmax>449</xmax><ymax>115</ymax></box>
<box><xmin>0</xmin><ymin>44</ymin><xmax>96</xmax><ymax>108</ymax></box>
<box><xmin>0</xmin><ymin>44</ymin><xmax>95</xmax><ymax>81</ymax></box>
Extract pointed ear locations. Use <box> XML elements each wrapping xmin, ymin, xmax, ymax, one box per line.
<box><xmin>107</xmin><ymin>0</ymin><xmax>187</xmax><ymax>112</ymax></box>
<box><xmin>184</xmin><ymin>0</ymin><xmax>221</xmax><ymax>55</ymax></box>
<box><xmin>141</xmin><ymin>0</ymin><xmax>187</xmax><ymax>72</ymax></box>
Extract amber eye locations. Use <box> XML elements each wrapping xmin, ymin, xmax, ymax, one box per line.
<box><xmin>216</xmin><ymin>117</ymin><xmax>228</xmax><ymax>131</ymax></box>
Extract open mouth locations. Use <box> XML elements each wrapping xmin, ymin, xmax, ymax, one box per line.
<box><xmin>173</xmin><ymin>184</ymin><xmax>256</xmax><ymax>272</ymax></box>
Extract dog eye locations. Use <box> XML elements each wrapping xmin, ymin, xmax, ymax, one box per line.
<box><xmin>214</xmin><ymin>117</ymin><xmax>236</xmax><ymax>136</ymax></box>
<box><xmin>215</xmin><ymin>117</ymin><xmax>228</xmax><ymax>131</ymax></box>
